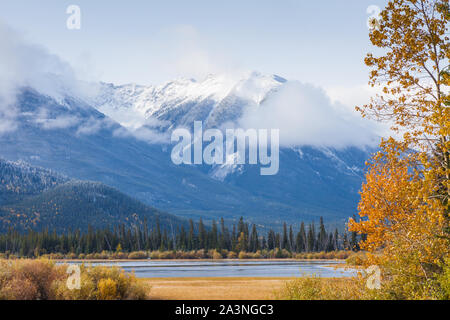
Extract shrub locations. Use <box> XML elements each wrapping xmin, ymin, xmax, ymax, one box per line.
<box><xmin>346</xmin><ymin>252</ymin><xmax>368</xmax><ymax>266</ymax></box>
<box><xmin>437</xmin><ymin>259</ymin><xmax>450</xmax><ymax>300</ymax></box>
<box><xmin>158</xmin><ymin>251</ymin><xmax>175</xmax><ymax>259</ymax></box>
<box><xmin>0</xmin><ymin>259</ymin><xmax>65</xmax><ymax>300</ymax></box>
<box><xmin>128</xmin><ymin>251</ymin><xmax>148</xmax><ymax>260</ymax></box>
<box><xmin>211</xmin><ymin>250</ymin><xmax>223</xmax><ymax>260</ymax></box>
<box><xmin>281</xmin><ymin>249</ymin><xmax>292</xmax><ymax>258</ymax></box>
<box><xmin>277</xmin><ymin>276</ymin><xmax>366</xmax><ymax>300</ymax></box>
<box><xmin>41</xmin><ymin>253</ymin><xmax>65</xmax><ymax>260</ymax></box>
<box><xmin>195</xmin><ymin>250</ymin><xmax>207</xmax><ymax>259</ymax></box>
<box><xmin>97</xmin><ymin>278</ymin><xmax>119</xmax><ymax>300</ymax></box>
<box><xmin>66</xmin><ymin>253</ymin><xmax>78</xmax><ymax>260</ymax></box>
<box><xmin>55</xmin><ymin>264</ymin><xmax>149</xmax><ymax>300</ymax></box>
<box><xmin>238</xmin><ymin>251</ymin><xmax>249</xmax><ymax>259</ymax></box>
<box><xmin>150</xmin><ymin>251</ymin><xmax>161</xmax><ymax>259</ymax></box>
<box><xmin>253</xmin><ymin>251</ymin><xmax>262</xmax><ymax>259</ymax></box>
<box><xmin>110</xmin><ymin>252</ymin><xmax>128</xmax><ymax>260</ymax></box>
<box><xmin>335</xmin><ymin>251</ymin><xmax>352</xmax><ymax>260</ymax></box>
<box><xmin>0</xmin><ymin>259</ymin><xmax>149</xmax><ymax>300</ymax></box>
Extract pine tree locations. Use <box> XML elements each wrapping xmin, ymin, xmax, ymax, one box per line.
<box><xmin>188</xmin><ymin>219</ymin><xmax>195</xmax><ymax>250</ymax></box>
<box><xmin>296</xmin><ymin>222</ymin><xmax>306</xmax><ymax>252</ymax></box>
<box><xmin>333</xmin><ymin>228</ymin><xmax>339</xmax><ymax>251</ymax></box>
<box><xmin>318</xmin><ymin>217</ymin><xmax>327</xmax><ymax>251</ymax></box>
<box><xmin>198</xmin><ymin>219</ymin><xmax>206</xmax><ymax>250</ymax></box>
<box><xmin>289</xmin><ymin>225</ymin><xmax>295</xmax><ymax>252</ymax></box>
<box><xmin>210</xmin><ymin>220</ymin><xmax>218</xmax><ymax>250</ymax></box>
<box><xmin>267</xmin><ymin>230</ymin><xmax>275</xmax><ymax>250</ymax></box>
<box><xmin>282</xmin><ymin>223</ymin><xmax>288</xmax><ymax>250</ymax></box>
<box><xmin>307</xmin><ymin>223</ymin><xmax>315</xmax><ymax>252</ymax></box>
<box><xmin>249</xmin><ymin>224</ymin><xmax>259</xmax><ymax>252</ymax></box>
<box><xmin>343</xmin><ymin>233</ymin><xmax>349</xmax><ymax>250</ymax></box>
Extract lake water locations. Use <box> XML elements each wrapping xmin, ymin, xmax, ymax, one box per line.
<box><xmin>65</xmin><ymin>260</ymin><xmax>356</xmax><ymax>278</ymax></box>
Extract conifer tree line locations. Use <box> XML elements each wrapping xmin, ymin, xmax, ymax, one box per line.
<box><xmin>0</xmin><ymin>216</ymin><xmax>360</xmax><ymax>257</ymax></box>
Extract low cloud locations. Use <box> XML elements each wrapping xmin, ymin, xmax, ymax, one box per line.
<box><xmin>239</xmin><ymin>81</ymin><xmax>379</xmax><ymax>148</ymax></box>
<box><xmin>0</xmin><ymin>23</ymin><xmax>79</xmax><ymax>102</ymax></box>
<box><xmin>37</xmin><ymin>115</ymin><xmax>80</xmax><ymax>130</ymax></box>
<box><xmin>0</xmin><ymin>21</ymin><xmax>382</xmax><ymax>148</ymax></box>
<box><xmin>0</xmin><ymin>22</ymin><xmax>99</xmax><ymax>135</ymax></box>
<box><xmin>113</xmin><ymin>126</ymin><xmax>170</xmax><ymax>144</ymax></box>
<box><xmin>76</xmin><ymin>117</ymin><xmax>109</xmax><ymax>136</ymax></box>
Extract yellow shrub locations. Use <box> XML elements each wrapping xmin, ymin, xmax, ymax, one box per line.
<box><xmin>98</xmin><ymin>278</ymin><xmax>118</xmax><ymax>300</ymax></box>
<box><xmin>238</xmin><ymin>251</ymin><xmax>249</xmax><ymax>259</ymax></box>
<box><xmin>346</xmin><ymin>252</ymin><xmax>368</xmax><ymax>266</ymax></box>
<box><xmin>0</xmin><ymin>259</ymin><xmax>65</xmax><ymax>300</ymax></box>
<box><xmin>128</xmin><ymin>251</ymin><xmax>148</xmax><ymax>260</ymax></box>
<box><xmin>211</xmin><ymin>250</ymin><xmax>223</xmax><ymax>260</ymax></box>
<box><xmin>277</xmin><ymin>276</ymin><xmax>366</xmax><ymax>300</ymax></box>
<box><xmin>0</xmin><ymin>260</ymin><xmax>149</xmax><ymax>300</ymax></box>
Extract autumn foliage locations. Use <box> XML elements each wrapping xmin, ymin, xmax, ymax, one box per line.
<box><xmin>0</xmin><ymin>259</ymin><xmax>149</xmax><ymax>300</ymax></box>
<box><xmin>350</xmin><ymin>0</ymin><xmax>449</xmax><ymax>299</ymax></box>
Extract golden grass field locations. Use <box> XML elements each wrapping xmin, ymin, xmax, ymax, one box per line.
<box><xmin>141</xmin><ymin>277</ymin><xmax>295</xmax><ymax>300</ymax></box>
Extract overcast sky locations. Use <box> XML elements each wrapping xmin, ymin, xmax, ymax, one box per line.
<box><xmin>0</xmin><ymin>0</ymin><xmax>387</xmax><ymax>89</ymax></box>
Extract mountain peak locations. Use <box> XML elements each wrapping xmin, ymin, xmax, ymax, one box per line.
<box><xmin>91</xmin><ymin>71</ymin><xmax>287</xmax><ymax>130</ymax></box>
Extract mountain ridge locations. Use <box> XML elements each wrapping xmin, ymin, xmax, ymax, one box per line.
<box><xmin>91</xmin><ymin>72</ymin><xmax>286</xmax><ymax>131</ymax></box>
<box><xmin>0</xmin><ymin>74</ymin><xmax>375</xmax><ymax>229</ymax></box>
<box><xmin>0</xmin><ymin>158</ymin><xmax>188</xmax><ymax>233</ymax></box>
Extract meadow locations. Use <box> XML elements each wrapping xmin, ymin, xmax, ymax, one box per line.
<box><xmin>142</xmin><ymin>277</ymin><xmax>290</xmax><ymax>300</ymax></box>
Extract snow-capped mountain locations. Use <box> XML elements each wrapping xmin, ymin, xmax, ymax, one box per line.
<box><xmin>89</xmin><ymin>71</ymin><xmax>374</xmax><ymax>183</ymax></box>
<box><xmin>0</xmin><ymin>73</ymin><xmax>376</xmax><ymax>229</ymax></box>
<box><xmin>91</xmin><ymin>71</ymin><xmax>286</xmax><ymax>131</ymax></box>
<box><xmin>88</xmin><ymin>71</ymin><xmax>375</xmax><ymax>226</ymax></box>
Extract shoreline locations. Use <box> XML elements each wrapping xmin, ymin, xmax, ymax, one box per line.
<box><xmin>53</xmin><ymin>258</ymin><xmax>347</xmax><ymax>263</ymax></box>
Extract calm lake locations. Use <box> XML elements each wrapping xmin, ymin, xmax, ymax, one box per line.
<box><xmin>66</xmin><ymin>260</ymin><xmax>357</xmax><ymax>278</ymax></box>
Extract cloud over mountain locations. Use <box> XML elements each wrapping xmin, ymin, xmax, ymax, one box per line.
<box><xmin>0</xmin><ymin>22</ymin><xmax>99</xmax><ymax>134</ymax></box>
<box><xmin>239</xmin><ymin>81</ymin><xmax>379</xmax><ymax>148</ymax></box>
<box><xmin>0</xmin><ymin>21</ymin><xmax>380</xmax><ymax>149</ymax></box>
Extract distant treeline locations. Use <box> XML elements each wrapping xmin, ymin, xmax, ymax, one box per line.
<box><xmin>0</xmin><ymin>216</ymin><xmax>361</xmax><ymax>258</ymax></box>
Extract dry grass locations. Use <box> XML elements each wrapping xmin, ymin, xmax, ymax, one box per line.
<box><xmin>142</xmin><ymin>277</ymin><xmax>293</xmax><ymax>300</ymax></box>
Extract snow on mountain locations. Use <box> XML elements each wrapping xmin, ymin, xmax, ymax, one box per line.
<box><xmin>0</xmin><ymin>83</ymin><xmax>376</xmax><ymax>227</ymax></box>
<box><xmin>91</xmin><ymin>71</ymin><xmax>286</xmax><ymax>131</ymax></box>
<box><xmin>209</xmin><ymin>152</ymin><xmax>245</xmax><ymax>182</ymax></box>
<box><xmin>89</xmin><ymin>71</ymin><xmax>371</xmax><ymax>182</ymax></box>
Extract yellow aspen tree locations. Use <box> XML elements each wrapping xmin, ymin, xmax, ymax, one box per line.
<box><xmin>350</xmin><ymin>0</ymin><xmax>449</xmax><ymax>298</ymax></box>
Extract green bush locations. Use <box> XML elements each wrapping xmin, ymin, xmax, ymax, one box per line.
<box><xmin>437</xmin><ymin>259</ymin><xmax>450</xmax><ymax>299</ymax></box>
